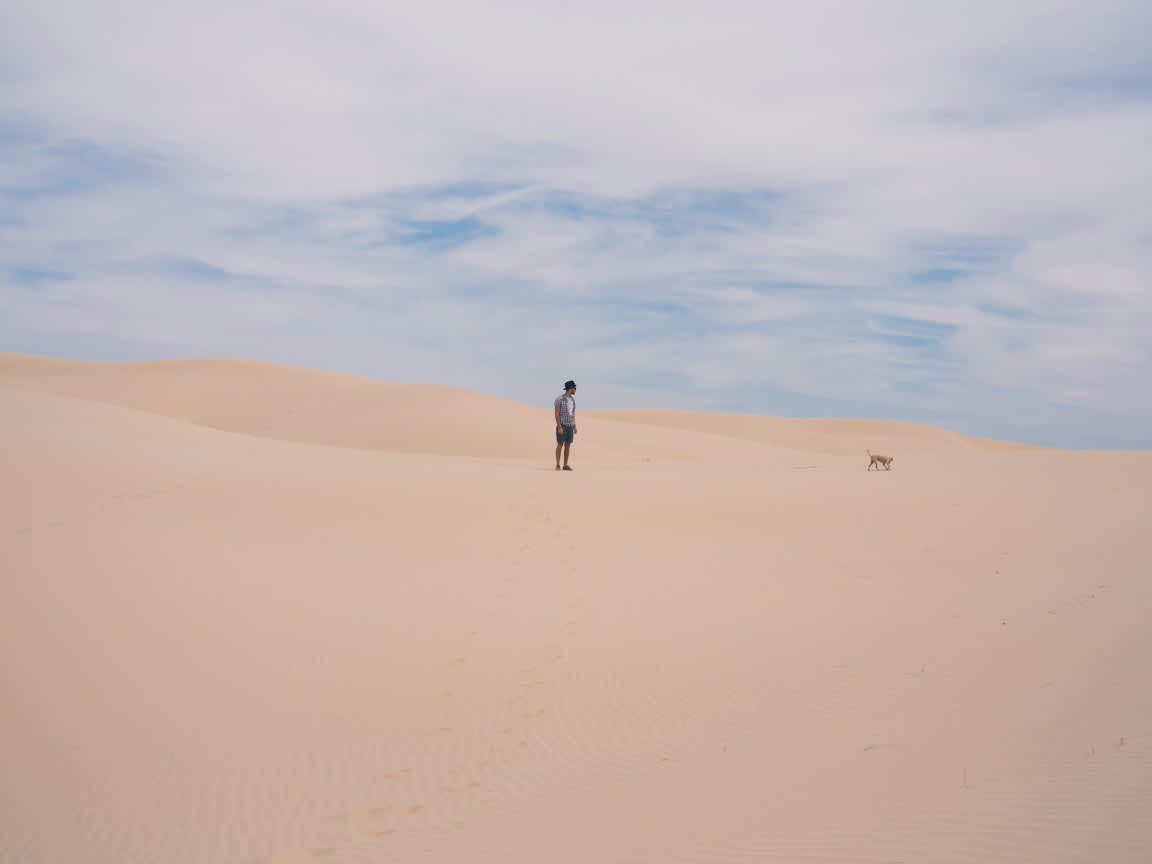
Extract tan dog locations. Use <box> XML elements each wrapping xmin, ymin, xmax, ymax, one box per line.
<box><xmin>867</xmin><ymin>449</ymin><xmax>893</xmax><ymax>471</ymax></box>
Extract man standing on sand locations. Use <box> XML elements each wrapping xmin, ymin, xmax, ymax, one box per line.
<box><xmin>554</xmin><ymin>380</ymin><xmax>577</xmax><ymax>470</ymax></box>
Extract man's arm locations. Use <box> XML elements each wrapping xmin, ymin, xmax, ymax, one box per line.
<box><xmin>554</xmin><ymin>401</ymin><xmax>562</xmax><ymax>429</ymax></box>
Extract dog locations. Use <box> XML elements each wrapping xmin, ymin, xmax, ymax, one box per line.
<box><xmin>867</xmin><ymin>449</ymin><xmax>893</xmax><ymax>471</ymax></box>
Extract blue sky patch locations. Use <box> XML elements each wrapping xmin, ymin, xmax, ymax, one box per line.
<box><xmin>393</xmin><ymin>216</ymin><xmax>499</xmax><ymax>250</ymax></box>
<box><xmin>978</xmin><ymin>302</ymin><xmax>1035</xmax><ymax>320</ymax></box>
<box><xmin>871</xmin><ymin>314</ymin><xmax>957</xmax><ymax>337</ymax></box>
<box><xmin>614</xmin><ymin>369</ymin><xmax>694</xmax><ymax>391</ymax></box>
<box><xmin>8</xmin><ymin>267</ymin><xmax>71</xmax><ymax>285</ymax></box>
<box><xmin>0</xmin><ymin>120</ymin><xmax>163</xmax><ymax>200</ymax></box>
<box><xmin>869</xmin><ymin>315</ymin><xmax>958</xmax><ymax>353</ymax></box>
<box><xmin>150</xmin><ymin>257</ymin><xmax>233</xmax><ymax>281</ymax></box>
<box><xmin>507</xmin><ymin>187</ymin><xmax>778</xmax><ymax>236</ymax></box>
<box><xmin>911</xmin><ymin>268</ymin><xmax>966</xmax><ymax>284</ymax></box>
<box><xmin>913</xmin><ymin>237</ymin><xmax>1019</xmax><ymax>271</ymax></box>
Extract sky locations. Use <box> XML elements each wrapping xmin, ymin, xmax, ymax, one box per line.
<box><xmin>1</xmin><ymin>0</ymin><xmax>1150</xmax><ymax>448</ymax></box>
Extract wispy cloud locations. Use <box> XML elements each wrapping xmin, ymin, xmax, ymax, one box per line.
<box><xmin>1</xmin><ymin>0</ymin><xmax>1150</xmax><ymax>447</ymax></box>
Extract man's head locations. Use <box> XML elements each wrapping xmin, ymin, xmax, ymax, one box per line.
<box><xmin>563</xmin><ymin>380</ymin><xmax>577</xmax><ymax>394</ymax></box>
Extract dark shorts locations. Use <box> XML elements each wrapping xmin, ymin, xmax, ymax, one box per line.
<box><xmin>556</xmin><ymin>424</ymin><xmax>574</xmax><ymax>444</ymax></box>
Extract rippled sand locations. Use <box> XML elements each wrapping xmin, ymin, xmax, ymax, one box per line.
<box><xmin>3</xmin><ymin>353</ymin><xmax>1150</xmax><ymax>864</ymax></box>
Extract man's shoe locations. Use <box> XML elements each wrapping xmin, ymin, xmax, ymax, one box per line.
<box><xmin>555</xmin><ymin>465</ymin><xmax>561</xmax><ymax>470</ymax></box>
<box><xmin>562</xmin><ymin>465</ymin><xmax>573</xmax><ymax>471</ymax></box>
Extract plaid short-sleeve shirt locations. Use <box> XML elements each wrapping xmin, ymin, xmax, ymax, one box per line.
<box><xmin>555</xmin><ymin>393</ymin><xmax>575</xmax><ymax>426</ymax></box>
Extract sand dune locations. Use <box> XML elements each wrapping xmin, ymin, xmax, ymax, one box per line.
<box><xmin>2</xmin><ymin>354</ymin><xmax>1150</xmax><ymax>864</ymax></box>
<box><xmin>582</xmin><ymin>409</ymin><xmax>1037</xmax><ymax>455</ymax></box>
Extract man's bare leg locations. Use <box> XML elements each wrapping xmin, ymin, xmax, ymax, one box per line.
<box><xmin>562</xmin><ymin>441</ymin><xmax>572</xmax><ymax>467</ymax></box>
<box><xmin>556</xmin><ymin>442</ymin><xmax>564</xmax><ymax>468</ymax></box>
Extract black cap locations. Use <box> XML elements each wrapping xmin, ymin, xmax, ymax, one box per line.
<box><xmin>564</xmin><ymin>380</ymin><xmax>577</xmax><ymax>391</ymax></box>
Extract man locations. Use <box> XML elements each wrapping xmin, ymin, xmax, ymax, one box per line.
<box><xmin>554</xmin><ymin>380</ymin><xmax>577</xmax><ymax>470</ymax></box>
